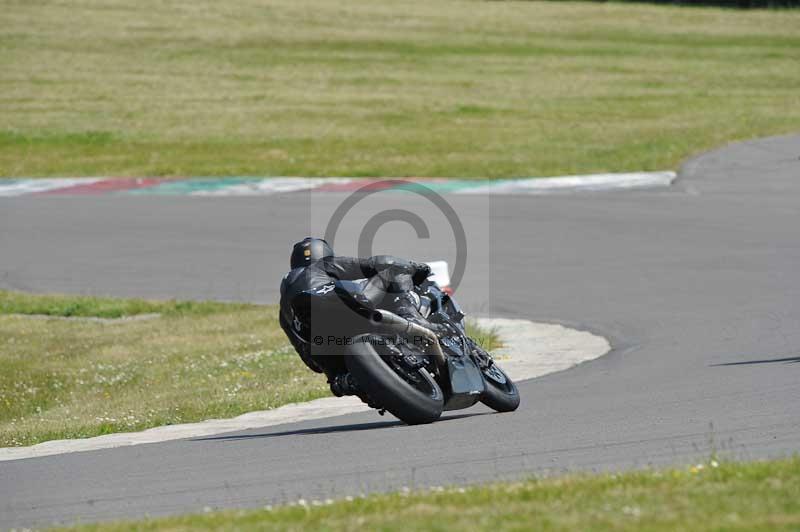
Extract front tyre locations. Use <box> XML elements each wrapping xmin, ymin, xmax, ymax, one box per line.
<box><xmin>480</xmin><ymin>362</ymin><xmax>520</xmax><ymax>413</ymax></box>
<box><xmin>345</xmin><ymin>334</ymin><xmax>444</xmax><ymax>425</ymax></box>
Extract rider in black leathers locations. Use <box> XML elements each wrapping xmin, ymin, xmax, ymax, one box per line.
<box><xmin>279</xmin><ymin>237</ymin><xmax>440</xmax><ymax>385</ymax></box>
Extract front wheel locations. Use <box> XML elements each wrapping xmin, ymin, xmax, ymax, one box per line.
<box><xmin>345</xmin><ymin>334</ymin><xmax>444</xmax><ymax>425</ymax></box>
<box><xmin>480</xmin><ymin>361</ymin><xmax>520</xmax><ymax>413</ymax></box>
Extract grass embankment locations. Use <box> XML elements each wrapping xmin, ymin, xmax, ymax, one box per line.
<box><xmin>0</xmin><ymin>290</ymin><xmax>498</xmax><ymax>447</ymax></box>
<box><xmin>61</xmin><ymin>458</ymin><xmax>800</xmax><ymax>531</ymax></box>
<box><xmin>2</xmin><ymin>1</ymin><xmax>800</xmax><ymax>178</ymax></box>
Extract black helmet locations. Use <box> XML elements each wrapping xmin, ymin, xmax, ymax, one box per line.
<box><xmin>290</xmin><ymin>237</ymin><xmax>334</xmax><ymax>268</ymax></box>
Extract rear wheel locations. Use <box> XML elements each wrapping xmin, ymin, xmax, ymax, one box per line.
<box><xmin>345</xmin><ymin>334</ymin><xmax>444</xmax><ymax>425</ymax></box>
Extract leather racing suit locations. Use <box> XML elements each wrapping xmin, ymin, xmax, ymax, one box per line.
<box><xmin>279</xmin><ymin>255</ymin><xmax>431</xmax><ymax>379</ymax></box>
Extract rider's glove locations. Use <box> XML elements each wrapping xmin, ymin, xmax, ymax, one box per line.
<box><xmin>411</xmin><ymin>261</ymin><xmax>432</xmax><ymax>285</ymax></box>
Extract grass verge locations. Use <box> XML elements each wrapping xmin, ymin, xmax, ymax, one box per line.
<box><xmin>2</xmin><ymin>1</ymin><xmax>800</xmax><ymax>178</ymax></box>
<box><xmin>0</xmin><ymin>290</ymin><xmax>253</xmax><ymax>319</ymax></box>
<box><xmin>0</xmin><ymin>290</ymin><xmax>499</xmax><ymax>447</ymax></box>
<box><xmin>59</xmin><ymin>457</ymin><xmax>800</xmax><ymax>531</ymax></box>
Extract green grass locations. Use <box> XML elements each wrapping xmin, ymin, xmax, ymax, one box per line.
<box><xmin>466</xmin><ymin>320</ymin><xmax>502</xmax><ymax>352</ymax></box>
<box><xmin>58</xmin><ymin>457</ymin><xmax>800</xmax><ymax>531</ymax></box>
<box><xmin>0</xmin><ymin>290</ymin><xmax>252</xmax><ymax>319</ymax></box>
<box><xmin>0</xmin><ymin>290</ymin><xmax>500</xmax><ymax>447</ymax></box>
<box><xmin>0</xmin><ymin>292</ymin><xmax>317</xmax><ymax>447</ymax></box>
<box><xmin>2</xmin><ymin>0</ymin><xmax>799</xmax><ymax>178</ymax></box>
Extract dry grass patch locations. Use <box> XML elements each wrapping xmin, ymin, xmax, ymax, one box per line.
<box><xmin>2</xmin><ymin>0</ymin><xmax>799</xmax><ymax>178</ymax></box>
<box><xmin>0</xmin><ymin>292</ymin><xmax>322</xmax><ymax>447</ymax></box>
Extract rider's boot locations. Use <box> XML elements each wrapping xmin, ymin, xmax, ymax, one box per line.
<box><xmin>329</xmin><ymin>372</ymin><xmax>359</xmax><ymax>397</ymax></box>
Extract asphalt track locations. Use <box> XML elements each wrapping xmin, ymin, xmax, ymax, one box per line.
<box><xmin>1</xmin><ymin>135</ymin><xmax>799</xmax><ymax>528</ymax></box>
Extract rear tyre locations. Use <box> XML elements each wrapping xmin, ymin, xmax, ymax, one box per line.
<box><xmin>345</xmin><ymin>334</ymin><xmax>444</xmax><ymax>425</ymax></box>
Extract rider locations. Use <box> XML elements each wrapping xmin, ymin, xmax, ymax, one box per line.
<box><xmin>279</xmin><ymin>237</ymin><xmax>443</xmax><ymax>383</ymax></box>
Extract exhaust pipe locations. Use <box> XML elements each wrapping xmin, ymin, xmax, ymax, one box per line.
<box><xmin>371</xmin><ymin>309</ymin><xmax>446</xmax><ymax>368</ymax></box>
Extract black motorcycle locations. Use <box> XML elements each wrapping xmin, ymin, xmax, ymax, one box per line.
<box><xmin>287</xmin><ymin>278</ymin><xmax>520</xmax><ymax>424</ymax></box>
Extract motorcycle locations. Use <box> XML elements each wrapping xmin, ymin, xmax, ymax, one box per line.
<box><xmin>286</xmin><ymin>277</ymin><xmax>520</xmax><ymax>425</ymax></box>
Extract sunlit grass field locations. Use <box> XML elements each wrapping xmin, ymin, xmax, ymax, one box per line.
<box><xmin>0</xmin><ymin>290</ymin><xmax>498</xmax><ymax>447</ymax></box>
<box><xmin>62</xmin><ymin>457</ymin><xmax>800</xmax><ymax>531</ymax></box>
<box><xmin>0</xmin><ymin>292</ymin><xmax>311</xmax><ymax>447</ymax></box>
<box><xmin>2</xmin><ymin>0</ymin><xmax>799</xmax><ymax>178</ymax></box>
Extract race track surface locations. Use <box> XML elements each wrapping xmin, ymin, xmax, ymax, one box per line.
<box><xmin>1</xmin><ymin>135</ymin><xmax>799</xmax><ymax>528</ymax></box>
